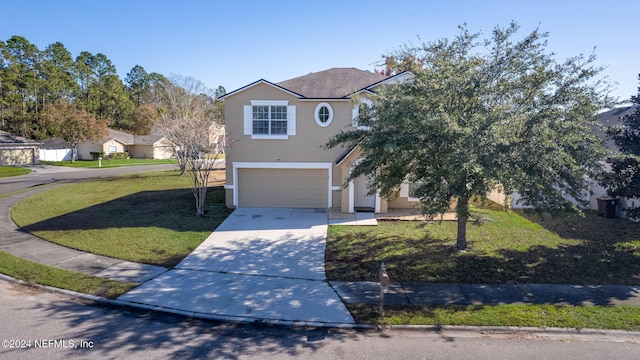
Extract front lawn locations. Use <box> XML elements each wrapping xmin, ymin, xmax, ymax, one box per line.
<box><xmin>11</xmin><ymin>170</ymin><xmax>231</xmax><ymax>267</ymax></box>
<box><xmin>41</xmin><ymin>158</ymin><xmax>177</xmax><ymax>168</ymax></box>
<box><xmin>0</xmin><ymin>166</ymin><xmax>31</xmax><ymax>177</ymax></box>
<box><xmin>326</xmin><ymin>208</ymin><xmax>640</xmax><ymax>285</ymax></box>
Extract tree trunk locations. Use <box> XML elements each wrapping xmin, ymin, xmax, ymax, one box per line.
<box><xmin>195</xmin><ymin>184</ymin><xmax>207</xmax><ymax>216</ymax></box>
<box><xmin>71</xmin><ymin>145</ymin><xmax>77</xmax><ymax>163</ymax></box>
<box><xmin>455</xmin><ymin>194</ymin><xmax>470</xmax><ymax>251</ymax></box>
<box><xmin>189</xmin><ymin>162</ymin><xmax>212</xmax><ymax>216</ymax></box>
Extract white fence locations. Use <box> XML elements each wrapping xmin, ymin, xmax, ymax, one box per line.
<box><xmin>39</xmin><ymin>149</ymin><xmax>76</xmax><ymax>161</ymax></box>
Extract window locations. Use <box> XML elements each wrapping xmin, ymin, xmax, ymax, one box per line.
<box><xmin>253</xmin><ymin>105</ymin><xmax>287</xmax><ymax>135</ymax></box>
<box><xmin>400</xmin><ymin>182</ymin><xmax>421</xmax><ymax>202</ymax></box>
<box><xmin>352</xmin><ymin>98</ymin><xmax>373</xmax><ymax>129</ymax></box>
<box><xmin>109</xmin><ymin>145</ymin><xmax>117</xmax><ymax>153</ymax></box>
<box><xmin>314</xmin><ymin>102</ymin><xmax>333</xmax><ymax>127</ymax></box>
<box><xmin>244</xmin><ymin>100</ymin><xmax>296</xmax><ymax>139</ymax></box>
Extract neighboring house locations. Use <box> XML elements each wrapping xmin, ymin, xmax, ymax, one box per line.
<box><xmin>220</xmin><ymin>67</ymin><xmax>420</xmax><ymax>213</ymax></box>
<box><xmin>209</xmin><ymin>124</ymin><xmax>226</xmax><ymax>154</ymax></box>
<box><xmin>587</xmin><ymin>106</ymin><xmax>639</xmax><ymax>218</ymax></box>
<box><xmin>510</xmin><ymin>106</ymin><xmax>640</xmax><ymax>219</ymax></box>
<box><xmin>0</xmin><ymin>130</ymin><xmax>41</xmax><ymax>165</ymax></box>
<box><xmin>75</xmin><ymin>128</ymin><xmax>173</xmax><ymax>160</ymax></box>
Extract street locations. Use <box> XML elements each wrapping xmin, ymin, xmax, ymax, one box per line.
<box><xmin>0</xmin><ymin>280</ymin><xmax>638</xmax><ymax>360</ymax></box>
<box><xmin>0</xmin><ymin>164</ymin><xmax>180</xmax><ymax>194</ymax></box>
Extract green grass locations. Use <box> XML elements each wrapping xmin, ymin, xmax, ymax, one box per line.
<box><xmin>348</xmin><ymin>304</ymin><xmax>640</xmax><ymax>330</ymax></box>
<box><xmin>0</xmin><ymin>251</ymin><xmax>136</xmax><ymax>299</ymax></box>
<box><xmin>0</xmin><ymin>166</ymin><xmax>31</xmax><ymax>177</ymax></box>
<box><xmin>11</xmin><ymin>169</ymin><xmax>231</xmax><ymax>267</ymax></box>
<box><xmin>326</xmin><ymin>209</ymin><xmax>640</xmax><ymax>285</ymax></box>
<box><xmin>41</xmin><ymin>158</ymin><xmax>178</xmax><ymax>168</ymax></box>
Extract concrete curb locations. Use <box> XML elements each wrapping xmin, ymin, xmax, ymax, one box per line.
<box><xmin>2</xmin><ymin>272</ymin><xmax>640</xmax><ymax>340</ymax></box>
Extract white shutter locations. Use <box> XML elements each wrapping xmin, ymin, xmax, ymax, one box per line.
<box><xmin>352</xmin><ymin>105</ymin><xmax>359</xmax><ymax>127</ymax></box>
<box><xmin>287</xmin><ymin>106</ymin><xmax>296</xmax><ymax>136</ymax></box>
<box><xmin>400</xmin><ymin>182</ymin><xmax>409</xmax><ymax>198</ymax></box>
<box><xmin>243</xmin><ymin>105</ymin><xmax>252</xmax><ymax>135</ymax></box>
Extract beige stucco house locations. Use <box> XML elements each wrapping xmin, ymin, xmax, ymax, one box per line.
<box><xmin>76</xmin><ymin>129</ymin><xmax>173</xmax><ymax>160</ymax></box>
<box><xmin>220</xmin><ymin>67</ymin><xmax>419</xmax><ymax>213</ymax></box>
<box><xmin>0</xmin><ymin>130</ymin><xmax>41</xmax><ymax>165</ymax></box>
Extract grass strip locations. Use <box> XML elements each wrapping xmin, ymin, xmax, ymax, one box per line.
<box><xmin>348</xmin><ymin>303</ymin><xmax>640</xmax><ymax>331</ymax></box>
<box><xmin>0</xmin><ymin>166</ymin><xmax>31</xmax><ymax>178</ymax></box>
<box><xmin>0</xmin><ymin>251</ymin><xmax>136</xmax><ymax>299</ymax></box>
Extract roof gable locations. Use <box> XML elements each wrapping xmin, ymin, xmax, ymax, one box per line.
<box><xmin>219</xmin><ymin>79</ymin><xmax>304</xmax><ymax>100</ymax></box>
<box><xmin>276</xmin><ymin>68</ymin><xmax>388</xmax><ymax>99</ymax></box>
<box><xmin>105</xmin><ymin>129</ymin><xmax>135</xmax><ymax>145</ymax></box>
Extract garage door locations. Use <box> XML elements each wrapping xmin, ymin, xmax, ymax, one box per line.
<box><xmin>238</xmin><ymin>168</ymin><xmax>328</xmax><ymax>208</ymax></box>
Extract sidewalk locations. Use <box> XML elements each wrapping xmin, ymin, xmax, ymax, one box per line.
<box><xmin>332</xmin><ymin>281</ymin><xmax>640</xmax><ymax>306</ymax></box>
<box><xmin>0</xmin><ymin>187</ymin><xmax>167</xmax><ymax>284</ymax></box>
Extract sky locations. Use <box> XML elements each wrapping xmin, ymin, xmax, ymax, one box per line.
<box><xmin>1</xmin><ymin>0</ymin><xmax>638</xmax><ymax>103</ymax></box>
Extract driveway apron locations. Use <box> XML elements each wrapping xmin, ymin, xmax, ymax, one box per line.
<box><xmin>118</xmin><ymin>208</ymin><xmax>354</xmax><ymax>325</ymax></box>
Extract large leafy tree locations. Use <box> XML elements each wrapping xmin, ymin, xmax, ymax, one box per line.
<box><xmin>40</xmin><ymin>101</ymin><xmax>108</xmax><ymax>162</ymax></box>
<box><xmin>328</xmin><ymin>23</ymin><xmax>611</xmax><ymax>251</ymax></box>
<box><xmin>600</xmin><ymin>75</ymin><xmax>640</xmax><ymax>219</ymax></box>
<box><xmin>153</xmin><ymin>75</ymin><xmax>222</xmax><ymax>216</ymax></box>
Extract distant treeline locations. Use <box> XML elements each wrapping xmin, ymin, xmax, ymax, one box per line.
<box><xmin>0</xmin><ymin>35</ymin><xmax>167</xmax><ymax>138</ymax></box>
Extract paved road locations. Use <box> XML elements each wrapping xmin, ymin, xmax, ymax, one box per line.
<box><xmin>0</xmin><ymin>164</ymin><xmax>179</xmax><ymax>194</ymax></box>
<box><xmin>1</xmin><ymin>280</ymin><xmax>639</xmax><ymax>360</ymax></box>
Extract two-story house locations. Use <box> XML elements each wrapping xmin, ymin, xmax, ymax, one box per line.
<box><xmin>220</xmin><ymin>67</ymin><xmax>415</xmax><ymax>213</ymax></box>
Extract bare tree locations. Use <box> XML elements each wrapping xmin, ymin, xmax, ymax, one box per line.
<box><xmin>154</xmin><ymin>75</ymin><xmax>222</xmax><ymax>216</ymax></box>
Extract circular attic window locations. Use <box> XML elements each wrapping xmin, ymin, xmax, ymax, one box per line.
<box><xmin>314</xmin><ymin>102</ymin><xmax>333</xmax><ymax>127</ymax></box>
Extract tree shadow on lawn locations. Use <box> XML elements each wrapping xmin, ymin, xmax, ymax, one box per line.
<box><xmin>327</xmin><ymin>220</ymin><xmax>640</xmax><ymax>287</ymax></box>
<box><xmin>21</xmin><ymin>186</ymin><xmax>231</xmax><ymax>234</ymax></box>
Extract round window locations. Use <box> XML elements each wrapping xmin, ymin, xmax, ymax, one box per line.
<box><xmin>314</xmin><ymin>102</ymin><xmax>333</xmax><ymax>127</ymax></box>
<box><xmin>318</xmin><ymin>106</ymin><xmax>330</xmax><ymax>123</ymax></box>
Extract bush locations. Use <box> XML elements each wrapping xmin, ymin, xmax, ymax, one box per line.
<box><xmin>109</xmin><ymin>152</ymin><xmax>129</xmax><ymax>160</ymax></box>
<box><xmin>90</xmin><ymin>151</ymin><xmax>104</xmax><ymax>160</ymax></box>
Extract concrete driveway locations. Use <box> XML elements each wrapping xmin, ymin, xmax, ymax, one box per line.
<box><xmin>118</xmin><ymin>208</ymin><xmax>354</xmax><ymax>325</ymax></box>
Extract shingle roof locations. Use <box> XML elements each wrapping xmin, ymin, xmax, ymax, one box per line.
<box><xmin>106</xmin><ymin>129</ymin><xmax>135</xmax><ymax>144</ymax></box>
<box><xmin>40</xmin><ymin>137</ymin><xmax>69</xmax><ymax>149</ymax></box>
<box><xmin>99</xmin><ymin>129</ymin><xmax>163</xmax><ymax>145</ymax></box>
<box><xmin>0</xmin><ymin>130</ymin><xmax>41</xmax><ymax>145</ymax></box>
<box><xmin>276</xmin><ymin>68</ymin><xmax>388</xmax><ymax>98</ymax></box>
<box><xmin>596</xmin><ymin>106</ymin><xmax>637</xmax><ymax>151</ymax></box>
<box><xmin>133</xmin><ymin>134</ymin><xmax>164</xmax><ymax>145</ymax></box>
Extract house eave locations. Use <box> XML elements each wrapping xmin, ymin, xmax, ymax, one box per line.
<box><xmin>335</xmin><ymin>144</ymin><xmax>360</xmax><ymax>166</ymax></box>
<box><xmin>219</xmin><ymin>79</ymin><xmax>304</xmax><ymax>100</ymax></box>
<box><xmin>298</xmin><ymin>98</ymin><xmax>351</xmax><ymax>102</ymax></box>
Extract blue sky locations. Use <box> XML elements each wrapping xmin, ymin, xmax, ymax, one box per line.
<box><xmin>1</xmin><ymin>0</ymin><xmax>638</xmax><ymax>102</ymax></box>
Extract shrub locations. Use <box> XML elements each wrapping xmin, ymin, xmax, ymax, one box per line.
<box><xmin>109</xmin><ymin>152</ymin><xmax>129</xmax><ymax>160</ymax></box>
<box><xmin>90</xmin><ymin>151</ymin><xmax>104</xmax><ymax>160</ymax></box>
